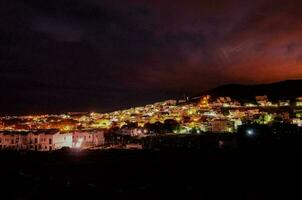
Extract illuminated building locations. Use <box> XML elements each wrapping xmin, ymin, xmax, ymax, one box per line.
<box><xmin>279</xmin><ymin>100</ymin><xmax>290</xmax><ymax>107</ymax></box>
<box><xmin>292</xmin><ymin>118</ymin><xmax>302</xmax><ymax>127</ymax></box>
<box><xmin>72</xmin><ymin>129</ymin><xmax>105</xmax><ymax>148</ymax></box>
<box><xmin>210</xmin><ymin>120</ymin><xmax>235</xmax><ymax>133</ymax></box>
<box><xmin>199</xmin><ymin>95</ymin><xmax>210</xmax><ymax>108</ymax></box>
<box><xmin>296</xmin><ymin>97</ymin><xmax>302</xmax><ymax>107</ymax></box>
<box><xmin>117</xmin><ymin>127</ymin><xmax>148</xmax><ymax>137</ymax></box>
<box><xmin>0</xmin><ymin>129</ymin><xmax>72</xmax><ymax>151</ymax></box>
<box><xmin>0</xmin><ymin>132</ymin><xmax>27</xmax><ymax>150</ymax></box>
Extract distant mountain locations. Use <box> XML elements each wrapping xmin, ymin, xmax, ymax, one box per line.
<box><xmin>198</xmin><ymin>79</ymin><xmax>302</xmax><ymax>101</ymax></box>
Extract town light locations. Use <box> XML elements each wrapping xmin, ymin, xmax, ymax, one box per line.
<box><xmin>75</xmin><ymin>138</ymin><xmax>84</xmax><ymax>148</ymax></box>
<box><xmin>246</xmin><ymin>129</ymin><xmax>254</xmax><ymax>136</ymax></box>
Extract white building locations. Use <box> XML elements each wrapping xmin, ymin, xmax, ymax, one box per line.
<box><xmin>72</xmin><ymin>129</ymin><xmax>105</xmax><ymax>149</ymax></box>
<box><xmin>0</xmin><ymin>129</ymin><xmax>72</xmax><ymax>151</ymax></box>
<box><xmin>118</xmin><ymin>127</ymin><xmax>148</xmax><ymax>137</ymax></box>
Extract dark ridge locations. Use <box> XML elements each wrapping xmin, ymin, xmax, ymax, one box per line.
<box><xmin>196</xmin><ymin>79</ymin><xmax>302</xmax><ymax>101</ymax></box>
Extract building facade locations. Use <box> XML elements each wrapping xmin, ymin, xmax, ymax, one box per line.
<box><xmin>72</xmin><ymin>129</ymin><xmax>105</xmax><ymax>148</ymax></box>
<box><xmin>0</xmin><ymin>129</ymin><xmax>72</xmax><ymax>151</ymax></box>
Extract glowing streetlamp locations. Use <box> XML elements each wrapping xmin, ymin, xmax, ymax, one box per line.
<box><xmin>246</xmin><ymin>129</ymin><xmax>254</xmax><ymax>136</ymax></box>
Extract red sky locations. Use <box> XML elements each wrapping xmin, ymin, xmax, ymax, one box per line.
<box><xmin>1</xmin><ymin>0</ymin><xmax>302</xmax><ymax>114</ymax></box>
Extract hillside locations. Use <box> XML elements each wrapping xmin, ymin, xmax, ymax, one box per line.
<box><xmin>198</xmin><ymin>79</ymin><xmax>302</xmax><ymax>101</ymax></box>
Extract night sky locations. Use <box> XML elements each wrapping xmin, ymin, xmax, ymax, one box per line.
<box><xmin>1</xmin><ymin>0</ymin><xmax>302</xmax><ymax>115</ymax></box>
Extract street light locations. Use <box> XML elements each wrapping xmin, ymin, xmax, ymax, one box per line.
<box><xmin>246</xmin><ymin>129</ymin><xmax>254</xmax><ymax>136</ymax></box>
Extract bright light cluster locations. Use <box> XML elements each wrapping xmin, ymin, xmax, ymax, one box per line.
<box><xmin>0</xmin><ymin>96</ymin><xmax>301</xmax><ymax>135</ymax></box>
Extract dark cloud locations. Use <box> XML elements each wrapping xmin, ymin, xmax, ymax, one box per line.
<box><xmin>1</xmin><ymin>0</ymin><xmax>302</xmax><ymax>114</ymax></box>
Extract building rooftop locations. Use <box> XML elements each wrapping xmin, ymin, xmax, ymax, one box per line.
<box><xmin>0</xmin><ymin>129</ymin><xmax>61</xmax><ymax>135</ymax></box>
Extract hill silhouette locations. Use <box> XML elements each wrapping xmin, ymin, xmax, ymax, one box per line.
<box><xmin>197</xmin><ymin>79</ymin><xmax>302</xmax><ymax>101</ymax></box>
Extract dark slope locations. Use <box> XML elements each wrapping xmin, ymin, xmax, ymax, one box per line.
<box><xmin>200</xmin><ymin>79</ymin><xmax>302</xmax><ymax>100</ymax></box>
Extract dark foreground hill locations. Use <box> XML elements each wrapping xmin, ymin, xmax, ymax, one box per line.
<box><xmin>199</xmin><ymin>79</ymin><xmax>302</xmax><ymax>100</ymax></box>
<box><xmin>1</xmin><ymin>149</ymin><xmax>302</xmax><ymax>200</ymax></box>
